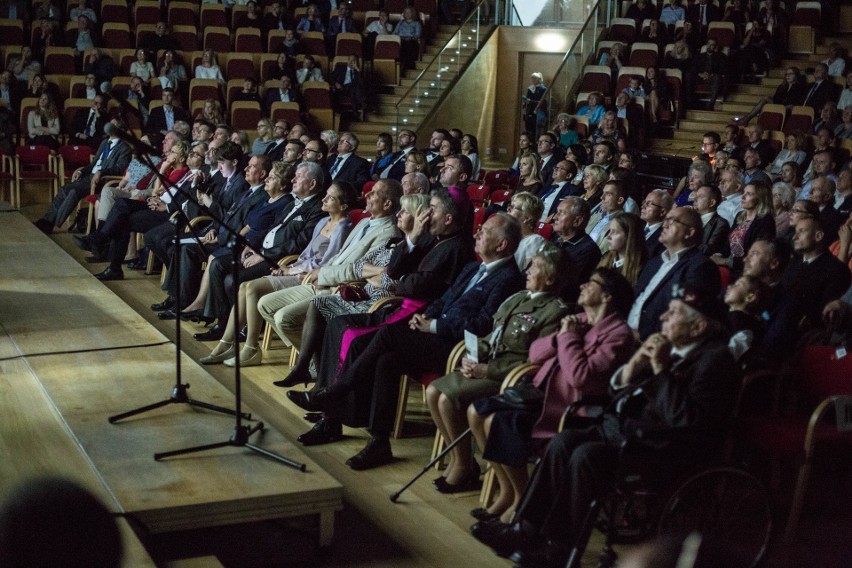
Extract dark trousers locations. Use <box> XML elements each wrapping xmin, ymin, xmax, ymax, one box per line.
<box><xmin>97</xmin><ymin>198</ymin><xmax>168</xmax><ymax>270</ymax></box>
<box><xmin>204</xmin><ymin>254</ymin><xmax>275</xmax><ymax>320</ymax></box>
<box><xmin>43</xmin><ymin>175</ymin><xmax>93</xmax><ymax>227</ymax></box>
<box><xmin>165</xmin><ymin>241</ymin><xmax>217</xmax><ymax>308</ymax></box>
<box><xmin>338</xmin><ymin>321</ymin><xmax>455</xmax><ymax>438</ymax></box>
<box><xmin>515</xmin><ymin>427</ymin><xmax>619</xmax><ymax>545</ymax></box>
<box><xmin>144</xmin><ymin>220</ymin><xmax>175</xmax><ymax>268</ymax></box>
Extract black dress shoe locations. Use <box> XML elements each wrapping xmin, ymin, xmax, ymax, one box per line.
<box><xmin>193</xmin><ymin>323</ymin><xmax>224</xmax><ymax>341</ymax></box>
<box><xmin>346</xmin><ymin>438</ymin><xmax>393</xmax><ymax>471</ymax></box>
<box><xmin>286</xmin><ymin>389</ymin><xmax>321</xmax><ymax>411</ymax></box>
<box><xmin>34</xmin><ymin>218</ymin><xmax>54</xmax><ymax>235</ymax></box>
<box><xmin>470</xmin><ymin>507</ymin><xmax>501</xmax><ymax>522</ymax></box>
<box><xmin>84</xmin><ymin>254</ymin><xmax>108</xmax><ymax>263</ymax></box>
<box><xmin>126</xmin><ymin>259</ymin><xmax>147</xmax><ymax>271</ymax></box>
<box><xmin>151</xmin><ymin>297</ymin><xmax>175</xmax><ymax>311</ymax></box>
<box><xmin>95</xmin><ymin>267</ymin><xmax>124</xmax><ymax>281</ymax></box>
<box><xmin>297</xmin><ymin>418</ymin><xmax>343</xmax><ymax>446</ymax></box>
<box><xmin>510</xmin><ymin>542</ymin><xmax>570</xmax><ymax>568</ymax></box>
<box><xmin>469</xmin><ymin>520</ymin><xmax>538</xmax><ymax>558</ymax></box>
<box><xmin>158</xmin><ymin>309</ymin><xmax>177</xmax><ymax>320</ymax></box>
<box><xmin>72</xmin><ymin>234</ymin><xmax>92</xmax><ymax>251</ymax></box>
<box><xmin>435</xmin><ymin>466</ymin><xmax>482</xmax><ymax>494</ymax></box>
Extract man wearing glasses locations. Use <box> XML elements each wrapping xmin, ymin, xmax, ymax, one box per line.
<box><xmin>264</xmin><ymin>120</ymin><xmax>291</xmax><ymax>162</ymax></box>
<box><xmin>536</xmin><ymin>132</ymin><xmax>562</xmax><ymax>187</ymax></box>
<box><xmin>327</xmin><ymin>132</ymin><xmax>370</xmax><ymax>189</ymax></box>
<box><xmin>628</xmin><ymin>207</ymin><xmax>720</xmax><ymax>339</ymax></box>
<box><xmin>379</xmin><ymin>129</ymin><xmax>417</xmax><ymax>181</ymax></box>
<box><xmin>640</xmin><ymin>188</ymin><xmax>673</xmax><ymax>258</ymax></box>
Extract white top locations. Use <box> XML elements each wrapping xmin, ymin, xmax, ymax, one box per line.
<box><xmin>514</xmin><ymin>233</ymin><xmax>546</xmax><ymax>270</ymax></box>
<box><xmin>130</xmin><ymin>61</ymin><xmax>156</xmax><ymax>82</ymax></box>
<box><xmin>194</xmin><ymin>65</ymin><xmax>225</xmax><ymax>82</ymax></box>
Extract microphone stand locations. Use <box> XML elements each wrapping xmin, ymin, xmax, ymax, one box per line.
<box><xmin>99</xmin><ymin>103</ymin><xmax>305</xmax><ymax>469</ymax></box>
<box><xmin>109</xmin><ymin>130</ymin><xmax>246</xmax><ymax>424</ymax></box>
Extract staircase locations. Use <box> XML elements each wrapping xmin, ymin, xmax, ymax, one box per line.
<box><xmin>644</xmin><ymin>39</ymin><xmax>839</xmax><ymax>158</ymax></box>
<box><xmin>346</xmin><ymin>23</ymin><xmax>493</xmax><ymax>139</ymax></box>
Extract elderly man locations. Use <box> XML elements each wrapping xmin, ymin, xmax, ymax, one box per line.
<box><xmin>640</xmin><ymin>189</ymin><xmax>673</xmax><ymax>258</ymax></box>
<box><xmin>402</xmin><ymin>171</ymin><xmax>430</xmax><ymax>195</ymax></box>
<box><xmin>808</xmin><ymin>175</ymin><xmax>845</xmax><ymax>243</ymax></box>
<box><xmin>742</xmin><ymin>147</ymin><xmax>771</xmax><ymax>186</ymax></box>
<box><xmin>195</xmin><ymin>161</ymin><xmax>329</xmax><ymax>341</ymax></box>
<box><xmin>290</xmin><ymin>213</ymin><xmax>525</xmax><ymax>469</ymax></box>
<box><xmin>327</xmin><ymin>131</ymin><xmax>370</xmax><ymax>188</ymax></box>
<box><xmin>34</xmin><ymin>117</ymin><xmax>132</xmax><ymax>234</ymax></box>
<box><xmin>716</xmin><ymin>168</ymin><xmax>745</xmax><ymax>226</ymax></box>
<box><xmin>539</xmin><ymin>160</ymin><xmax>580</xmax><ymax>222</ymax></box>
<box><xmin>551</xmin><ymin>196</ymin><xmax>601</xmax><ymax>295</ymax></box>
<box><xmin>472</xmin><ymin>287</ymin><xmax>738</xmax><ymax>566</ymax></box>
<box><xmin>800</xmin><ymin>149</ymin><xmax>838</xmax><ymax>200</ymax></box>
<box><xmin>693</xmin><ymin>184</ymin><xmax>730</xmax><ymax>257</ymax></box>
<box><xmin>256</xmin><ymin>179</ymin><xmax>403</xmax><ymax>347</ymax></box>
<box><xmin>629</xmin><ymin>207</ymin><xmax>720</xmax><ymax>339</ymax></box>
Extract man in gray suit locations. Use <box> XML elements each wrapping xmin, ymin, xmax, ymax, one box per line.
<box><xmin>257</xmin><ymin>178</ymin><xmax>403</xmax><ymax>347</ymax></box>
<box><xmin>35</xmin><ymin>117</ymin><xmax>132</xmax><ymax>234</ymax></box>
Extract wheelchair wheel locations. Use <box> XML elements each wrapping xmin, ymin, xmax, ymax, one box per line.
<box><xmin>657</xmin><ymin>467</ymin><xmax>772</xmax><ymax>568</ymax></box>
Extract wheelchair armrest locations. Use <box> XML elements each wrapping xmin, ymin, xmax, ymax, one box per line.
<box><xmin>558</xmin><ymin>395</ymin><xmax>612</xmax><ymax>432</ymax></box>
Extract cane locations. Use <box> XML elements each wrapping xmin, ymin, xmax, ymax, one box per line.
<box><xmin>389</xmin><ymin>428</ymin><xmax>472</xmax><ymax>503</ymax></box>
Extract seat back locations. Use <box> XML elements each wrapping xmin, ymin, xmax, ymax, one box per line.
<box><xmin>466</xmin><ymin>183</ymin><xmax>491</xmax><ymax>206</ymax></box>
<box><xmin>102</xmin><ymin>22</ymin><xmax>132</xmax><ymax>49</ymax></box>
<box><xmin>792</xmin><ymin>1</ymin><xmax>821</xmax><ymax>26</ymax></box>
<box><xmin>472</xmin><ymin>206</ymin><xmax>486</xmax><ymax>234</ymax></box>
<box><xmin>18</xmin><ymin>97</ymin><xmax>38</xmax><ymax>139</ymax></box>
<box><xmin>200</xmin><ymin>3</ymin><xmax>228</xmax><ymax>29</ymax></box>
<box><xmin>168</xmin><ymin>1</ymin><xmax>198</xmax><ymax>27</ymax></box>
<box><xmin>270</xmin><ymin>102</ymin><xmax>301</xmax><ymax>126</ymax></box>
<box><xmin>628</xmin><ymin>42</ymin><xmax>658</xmax><ymax>67</ymax></box>
<box><xmin>483</xmin><ymin>170</ymin><xmax>512</xmax><ymax>188</ymax></box>
<box><xmin>235</xmin><ymin>27</ymin><xmax>263</xmax><ymax>53</ymax></box>
<box><xmin>57</xmin><ymin>144</ymin><xmax>93</xmax><ymax>173</ymax></box>
<box><xmin>225</xmin><ymin>53</ymin><xmax>257</xmax><ymax>82</ymax></box>
<box><xmin>189</xmin><ymin>79</ymin><xmax>223</xmax><ymax>108</ymax></box>
<box><xmin>0</xmin><ymin>19</ymin><xmax>24</xmax><ymax>46</ymax></box>
<box><xmin>609</xmin><ymin>18</ymin><xmax>636</xmax><ymax>43</ymax></box>
<box><xmin>133</xmin><ymin>0</ymin><xmax>160</xmax><ymax>26</ymax></box>
<box><xmin>204</xmin><ymin>26</ymin><xmax>231</xmax><ymax>53</ymax></box>
<box><xmin>267</xmin><ymin>29</ymin><xmax>287</xmax><ymax>53</ymax></box>
<box><xmin>43</xmin><ymin>47</ymin><xmax>75</xmax><ymax>75</ymax></box>
<box><xmin>796</xmin><ymin>345</ymin><xmax>852</xmax><ymax>403</ymax></box>
<box><xmin>579</xmin><ymin>65</ymin><xmax>612</xmax><ymax>97</ymax></box>
<box><xmin>783</xmin><ymin>106</ymin><xmax>814</xmax><ymax>135</ymax></box>
<box><xmin>348</xmin><ymin>208</ymin><xmax>371</xmax><ymax>225</ymax></box>
<box><xmin>172</xmin><ymin>25</ymin><xmax>199</xmax><ymax>52</ymax></box>
<box><xmin>616</xmin><ymin>66</ymin><xmax>647</xmax><ymax>95</ymax></box>
<box><xmin>707</xmin><ymin>21</ymin><xmax>736</xmax><ymax>48</ymax></box>
<box><xmin>62</xmin><ymin>98</ymin><xmax>92</xmax><ymax>135</ymax></box>
<box><xmin>757</xmin><ymin>103</ymin><xmax>786</xmax><ymax>132</ymax></box>
<box><xmin>17</xmin><ymin>144</ymin><xmax>53</xmax><ymax>167</ymax></box>
<box><xmin>535</xmin><ymin>222</ymin><xmax>554</xmax><ymax>240</ymax></box>
<box><xmin>230</xmin><ymin>101</ymin><xmax>262</xmax><ymax>132</ymax></box>
<box><xmin>489</xmin><ymin>189</ymin><xmax>513</xmax><ymax>207</ymax></box>
<box><xmin>301</xmin><ymin>31</ymin><xmax>328</xmax><ymax>57</ymax></box>
<box><xmin>335</xmin><ymin>32</ymin><xmax>363</xmax><ymax>58</ymax></box>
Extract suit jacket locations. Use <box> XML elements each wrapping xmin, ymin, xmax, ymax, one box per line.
<box><xmin>746</xmin><ymin>140</ymin><xmax>775</xmax><ymax>170</ymax></box>
<box><xmin>819</xmin><ymin>204</ymin><xmax>845</xmax><ymax>244</ymax></box>
<box><xmin>264</xmin><ymin>139</ymin><xmax>288</xmax><ymax>162</ymax></box>
<box><xmin>542</xmin><ymin>183</ymin><xmax>581</xmax><ymax>219</ymax></box>
<box><xmin>686</xmin><ymin>2</ymin><xmax>722</xmax><ymax>32</ymax></box>
<box><xmin>145</xmin><ymin>105</ymin><xmax>191</xmax><ymax>134</ymax></box>
<box><xmin>530</xmin><ymin>311</ymin><xmax>634</xmax><ymax>439</ymax></box>
<box><xmin>71</xmin><ymin>108</ymin><xmax>108</xmax><ymax>148</ymax></box>
<box><xmin>327</xmin><ymin>153</ymin><xmax>370</xmax><ymax>189</ymax></box>
<box><xmin>387</xmin><ymin>231</ymin><xmax>475</xmax><ymax>301</ymax></box>
<box><xmin>633</xmin><ymin>247</ymin><xmax>721</xmax><ymax>339</ymax></box>
<box><xmin>539</xmin><ymin>154</ymin><xmax>558</xmax><ymax>187</ymax></box>
<box><xmin>698</xmin><ymin>213</ymin><xmax>730</xmax><ymax>257</ymax></box>
<box><xmin>209</xmin><ymin>172</ymin><xmax>250</xmax><ymax>226</ymax></box>
<box><xmin>802</xmin><ymin>79</ymin><xmax>841</xmax><ymax>112</ymax></box>
<box><xmin>645</xmin><ymin>224</ymin><xmax>665</xmax><ymax>259</ymax></box>
<box><xmin>424</xmin><ymin>258</ymin><xmax>526</xmax><ymax>341</ymax></box>
<box><xmin>215</xmin><ymin>185</ymin><xmax>269</xmax><ymax>247</ymax></box>
<box><xmin>326</xmin><ymin>16</ymin><xmax>359</xmax><ymax>35</ymax></box>
<box><xmin>381</xmin><ymin>149</ymin><xmax>411</xmax><ymax>181</ymax></box>
<box><xmin>317</xmin><ymin>215</ymin><xmax>400</xmax><ymax>286</ymax></box>
<box><xmin>605</xmin><ymin>337</ymin><xmax>738</xmax><ymax>448</ymax></box>
<box><xmin>262</xmin><ymin>88</ymin><xmax>300</xmax><ymax>113</ymax></box>
<box><xmin>261</xmin><ymin>194</ymin><xmax>327</xmax><ymax>259</ymax></box>
<box><xmin>690</xmin><ymin>50</ymin><xmax>728</xmax><ymax>76</ymax></box>
<box><xmin>82</xmin><ymin>138</ymin><xmax>132</xmax><ymax>179</ymax></box>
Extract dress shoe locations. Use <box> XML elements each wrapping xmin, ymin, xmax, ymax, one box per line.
<box><xmin>95</xmin><ymin>267</ymin><xmax>124</xmax><ymax>281</ymax></box>
<box><xmin>297</xmin><ymin>418</ymin><xmax>343</xmax><ymax>446</ymax></box>
<box><xmin>194</xmin><ymin>323</ymin><xmax>224</xmax><ymax>341</ymax></box>
<box><xmin>151</xmin><ymin>296</ymin><xmax>175</xmax><ymax>312</ymax></box>
<box><xmin>510</xmin><ymin>542</ymin><xmax>570</xmax><ymax>568</ymax></box>
<box><xmin>158</xmin><ymin>309</ymin><xmax>177</xmax><ymax>320</ymax></box>
<box><xmin>273</xmin><ymin>367</ymin><xmax>311</xmax><ymax>388</ymax></box>
<box><xmin>286</xmin><ymin>387</ymin><xmax>342</xmax><ymax>411</ymax></box>
<box><xmin>346</xmin><ymin>437</ymin><xmax>393</xmax><ymax>470</ymax></box>
<box><xmin>224</xmin><ymin>346</ymin><xmax>262</xmax><ymax>367</ymax></box>
<box><xmin>126</xmin><ymin>259</ymin><xmax>147</xmax><ymax>271</ymax></box>
<box><xmin>200</xmin><ymin>342</ymin><xmax>236</xmax><ymax>365</ymax></box>
<box><xmin>34</xmin><ymin>218</ymin><xmax>53</xmax><ymax>235</ymax></box>
<box><xmin>72</xmin><ymin>234</ymin><xmax>92</xmax><ymax>251</ymax></box>
<box><xmin>469</xmin><ymin>520</ymin><xmax>537</xmax><ymax>558</ymax></box>
<box><xmin>435</xmin><ymin>464</ymin><xmax>482</xmax><ymax>494</ymax></box>
<box><xmin>470</xmin><ymin>507</ymin><xmax>501</xmax><ymax>522</ymax></box>
<box><xmin>179</xmin><ymin>308</ymin><xmax>205</xmax><ymax>320</ymax></box>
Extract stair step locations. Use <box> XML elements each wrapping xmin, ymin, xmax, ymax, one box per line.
<box><xmin>733</xmin><ymin>84</ymin><xmax>777</xmax><ymax>95</ymax></box>
<box><xmin>727</xmin><ymin>93</ymin><xmax>764</xmax><ymax>104</ymax></box>
<box><xmin>717</xmin><ymin>102</ymin><xmax>755</xmax><ymax>113</ymax></box>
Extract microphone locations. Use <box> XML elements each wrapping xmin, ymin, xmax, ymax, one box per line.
<box><xmin>104</xmin><ymin>123</ymin><xmax>160</xmax><ymax>156</ymax></box>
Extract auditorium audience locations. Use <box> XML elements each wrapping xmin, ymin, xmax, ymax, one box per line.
<box><xmin>711</xmin><ymin>182</ymin><xmax>775</xmax><ymax>273</ymax></box>
<box><xmin>596</xmin><ymin>212</ymin><xmax>647</xmax><ymax>285</ymax></box>
<box><xmin>507</xmin><ymin>191</ymin><xmax>546</xmax><ymax>270</ymax></box>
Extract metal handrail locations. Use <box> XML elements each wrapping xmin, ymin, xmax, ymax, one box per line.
<box><xmin>392</xmin><ymin>0</ymin><xmax>491</xmax><ymax>131</ymax></box>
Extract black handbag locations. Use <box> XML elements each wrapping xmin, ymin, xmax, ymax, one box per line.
<box><xmin>496</xmin><ymin>380</ymin><xmax>544</xmax><ymax>410</ymax></box>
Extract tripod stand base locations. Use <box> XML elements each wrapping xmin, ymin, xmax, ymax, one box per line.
<box><xmin>108</xmin><ymin>383</ymin><xmax>250</xmax><ymax>424</ymax></box>
<box><xmin>153</xmin><ymin>422</ymin><xmax>307</xmax><ymax>471</ymax></box>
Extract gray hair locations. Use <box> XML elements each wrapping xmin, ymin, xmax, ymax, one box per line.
<box><xmin>410</xmin><ymin>172</ymin><xmax>430</xmax><ymax>194</ymax></box>
<box><xmin>562</xmin><ymin>195</ymin><xmax>591</xmax><ymax>225</ymax></box>
<box><xmin>296</xmin><ymin>160</ymin><xmax>324</xmax><ymax>191</ymax></box>
<box><xmin>341</xmin><ymin>131</ymin><xmax>359</xmax><ymax>150</ymax></box>
<box><xmin>491</xmin><ymin>212</ymin><xmax>523</xmax><ymax>255</ymax></box>
<box><xmin>320</xmin><ymin>129</ymin><xmax>339</xmax><ymax>148</ymax></box>
<box><xmin>771</xmin><ymin>181</ymin><xmax>796</xmax><ymax>209</ymax></box>
<box><xmin>400</xmin><ymin>193</ymin><xmax>430</xmax><ymax>217</ymax></box>
<box><xmin>649</xmin><ymin>188</ymin><xmax>674</xmax><ymax>211</ymax></box>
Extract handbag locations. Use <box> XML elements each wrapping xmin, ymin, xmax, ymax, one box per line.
<box><xmin>495</xmin><ymin>380</ymin><xmax>544</xmax><ymax>411</ymax></box>
<box><xmin>337</xmin><ymin>283</ymin><xmax>370</xmax><ymax>302</ymax></box>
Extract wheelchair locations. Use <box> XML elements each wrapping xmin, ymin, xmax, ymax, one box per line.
<box><xmin>557</xmin><ymin>399</ymin><xmax>774</xmax><ymax>568</ymax></box>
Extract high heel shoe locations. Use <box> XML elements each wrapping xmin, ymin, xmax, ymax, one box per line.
<box><xmin>199</xmin><ymin>341</ymin><xmax>235</xmax><ymax>365</ymax></box>
<box><xmin>224</xmin><ymin>346</ymin><xmax>262</xmax><ymax>367</ymax></box>
<box><xmin>273</xmin><ymin>367</ymin><xmax>311</xmax><ymax>388</ymax></box>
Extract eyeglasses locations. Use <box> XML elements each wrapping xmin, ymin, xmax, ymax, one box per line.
<box><xmin>642</xmin><ymin>200</ymin><xmax>664</xmax><ymax>209</ymax></box>
<box><xmin>553</xmin><ymin>165</ymin><xmax>570</xmax><ymax>172</ymax></box>
<box><xmin>663</xmin><ymin>216</ymin><xmax>694</xmax><ymax>228</ymax></box>
<box><xmin>304</xmin><ymin>148</ymin><xmax>319</xmax><ymax>154</ymax></box>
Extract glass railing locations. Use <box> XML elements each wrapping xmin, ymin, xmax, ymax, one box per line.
<box><xmin>505</xmin><ymin>0</ymin><xmax>613</xmax><ymax>27</ymax></box>
<box><xmin>392</xmin><ymin>0</ymin><xmax>493</xmax><ymax>133</ymax></box>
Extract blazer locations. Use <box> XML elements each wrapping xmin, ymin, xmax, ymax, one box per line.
<box><xmin>698</xmin><ymin>213</ymin><xmax>730</xmax><ymax>257</ymax></box>
<box><xmin>381</xmin><ymin>149</ymin><xmax>411</xmax><ymax>181</ymax></box>
<box><xmin>645</xmin><ymin>225</ymin><xmax>665</xmax><ymax>259</ymax></box>
<box><xmin>215</xmin><ymin>186</ymin><xmax>269</xmax><ymax>247</ymax></box>
<box><xmin>209</xmin><ymin>172</ymin><xmax>250</xmax><ymax>224</ymax></box>
<box><xmin>261</xmin><ymin>194</ymin><xmax>327</xmax><ymax>259</ymax></box>
<box><xmin>317</xmin><ymin>215</ymin><xmax>400</xmax><ymax>286</ymax></box>
<box><xmin>424</xmin><ymin>258</ymin><xmax>526</xmax><ymax>341</ymax></box>
<box><xmin>71</xmin><ymin>107</ymin><xmax>108</xmax><ymax>146</ymax></box>
<box><xmin>633</xmin><ymin>247</ymin><xmax>720</xmax><ymax>339</ymax></box>
<box><xmin>387</xmin><ymin>231</ymin><xmax>474</xmax><ymax>301</ymax></box>
<box><xmin>82</xmin><ymin>138</ymin><xmax>132</xmax><ymax>179</ymax></box>
<box><xmin>802</xmin><ymin>79</ymin><xmax>841</xmax><ymax>112</ymax></box>
<box><xmin>730</xmin><ymin>213</ymin><xmax>775</xmax><ymax>271</ymax></box>
<box><xmin>145</xmin><ymin>105</ymin><xmax>191</xmax><ymax>134</ymax></box>
<box><xmin>530</xmin><ymin>311</ymin><xmax>635</xmax><ymax>440</ymax></box>
<box><xmin>543</xmin><ymin>183</ymin><xmax>581</xmax><ymax>219</ymax></box>
<box><xmin>262</xmin><ymin>88</ymin><xmax>300</xmax><ymax>113</ymax></box>
<box><xmin>327</xmin><ymin>153</ymin><xmax>371</xmax><ymax>189</ymax></box>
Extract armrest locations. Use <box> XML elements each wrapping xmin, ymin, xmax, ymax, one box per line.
<box><xmin>559</xmin><ymin>395</ymin><xmax>612</xmax><ymax>432</ymax></box>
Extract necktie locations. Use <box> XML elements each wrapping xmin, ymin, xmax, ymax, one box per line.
<box><xmin>330</xmin><ymin>155</ymin><xmax>343</xmax><ymax>178</ymax></box>
<box><xmin>223</xmin><ymin>176</ymin><xmax>234</xmax><ymax>195</ymax></box>
<box><xmin>462</xmin><ymin>265</ymin><xmax>487</xmax><ymax>294</ymax></box>
<box><xmin>100</xmin><ymin>142</ymin><xmax>113</xmax><ymax>161</ymax></box>
<box><xmin>803</xmin><ymin>82</ymin><xmax>818</xmax><ymax>106</ymax></box>
<box><xmin>85</xmin><ymin>111</ymin><xmax>95</xmax><ymax>136</ymax></box>
<box><xmin>644</xmin><ymin>225</ymin><xmax>651</xmax><ymax>238</ymax></box>
<box><xmin>700</xmin><ymin>4</ymin><xmax>706</xmax><ymax>25</ymax></box>
<box><xmin>540</xmin><ymin>184</ymin><xmax>559</xmax><ymax>201</ymax></box>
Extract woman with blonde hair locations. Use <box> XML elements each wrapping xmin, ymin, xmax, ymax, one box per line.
<box><xmin>580</xmin><ymin>164</ymin><xmax>608</xmax><ymax>208</ymax></box>
<box><xmin>252</xmin><ymin>118</ymin><xmax>274</xmax><ymax>156</ymax></box>
<box><xmin>194</xmin><ymin>49</ymin><xmax>225</xmax><ymax>83</ymax></box>
<box><xmin>27</xmin><ymin>92</ymin><xmax>60</xmax><ymax>152</ymax></box>
<box><xmin>712</xmin><ymin>182</ymin><xmax>776</xmax><ymax>271</ymax></box>
<box><xmin>404</xmin><ymin>150</ymin><xmax>428</xmax><ymax>175</ymax></box>
<box><xmin>771</xmin><ymin>181</ymin><xmax>796</xmax><ymax>235</ymax></box>
<box><xmin>507</xmin><ymin>191</ymin><xmax>546</xmax><ymax>270</ymax></box>
<box><xmin>199</xmin><ymin>98</ymin><xmax>224</xmax><ymax>125</ymax></box>
<box><xmin>597</xmin><ymin>212</ymin><xmax>648</xmax><ymax>285</ymax></box>
<box><xmin>515</xmin><ymin>153</ymin><xmax>544</xmax><ymax>196</ymax></box>
<box><xmin>768</xmin><ymin>132</ymin><xmax>807</xmax><ymax>178</ymax></box>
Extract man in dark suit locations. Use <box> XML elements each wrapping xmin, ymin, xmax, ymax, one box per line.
<box><xmin>325</xmin><ymin>1</ymin><xmax>359</xmax><ymax>38</ymax></box>
<box><xmin>35</xmin><ymin>118</ymin><xmax>132</xmax><ymax>234</ymax></box>
<box><xmin>262</xmin><ymin>120</ymin><xmax>291</xmax><ymax>162</ymax></box>
<box><xmin>629</xmin><ymin>207</ymin><xmax>721</xmax><ymax>340</ymax></box>
<box><xmin>146</xmin><ymin>88</ymin><xmax>190</xmax><ymax>136</ymax></box>
<box><xmin>262</xmin><ymin>76</ymin><xmax>300</xmax><ymax>114</ymax></box>
<box><xmin>539</xmin><ymin>160</ymin><xmax>581</xmax><ymax>221</ymax></box>
<box><xmin>326</xmin><ymin>131</ymin><xmax>370</xmax><ymax>189</ymax></box>
<box><xmin>292</xmin><ymin>213</ymin><xmax>525</xmax><ymax>470</ymax></box>
<box><xmin>801</xmin><ymin>63</ymin><xmax>841</xmax><ymax>113</ymax></box>
<box><xmin>743</xmin><ymin>124</ymin><xmax>776</xmax><ymax>171</ymax></box>
<box><xmin>197</xmin><ymin>161</ymin><xmax>328</xmax><ymax>340</ymax></box>
<box><xmin>70</xmin><ymin>94</ymin><xmax>108</xmax><ymax>150</ymax></box>
<box><xmin>685</xmin><ymin>38</ymin><xmax>728</xmax><ymax>111</ymax></box>
<box><xmin>686</xmin><ymin>0</ymin><xmax>722</xmax><ymax>39</ymax></box>
<box><xmin>808</xmin><ymin>175</ymin><xmax>845</xmax><ymax>247</ymax></box>
<box><xmin>694</xmin><ymin>184</ymin><xmax>730</xmax><ymax>257</ymax></box>
<box><xmin>423</xmin><ymin>129</ymin><xmax>450</xmax><ymax>167</ymax></box>
<box><xmin>329</xmin><ymin>55</ymin><xmax>366</xmax><ymax>120</ymax></box>
<box><xmin>472</xmin><ymin>288</ymin><xmax>738</xmax><ymax>565</ymax></box>
<box><xmin>536</xmin><ymin>132</ymin><xmax>561</xmax><ymax>187</ymax></box>
<box><xmin>640</xmin><ymin>188</ymin><xmax>673</xmax><ymax>259</ymax></box>
<box><xmin>378</xmin><ymin>129</ymin><xmax>417</xmax><ymax>181</ymax></box>
<box><xmin>551</xmin><ymin>196</ymin><xmax>600</xmax><ymax>302</ymax></box>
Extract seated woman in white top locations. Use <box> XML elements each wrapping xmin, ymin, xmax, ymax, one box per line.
<box><xmin>194</xmin><ymin>49</ymin><xmax>225</xmax><ymax>83</ymax></box>
<box><xmin>129</xmin><ymin>48</ymin><xmax>156</xmax><ymax>86</ymax></box>
<box><xmin>508</xmin><ymin>191</ymin><xmax>546</xmax><ymax>271</ymax></box>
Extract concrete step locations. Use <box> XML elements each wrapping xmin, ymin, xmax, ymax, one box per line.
<box><xmin>727</xmin><ymin>93</ymin><xmax>764</xmax><ymax>104</ymax></box>
<box><xmin>682</xmin><ymin>109</ymin><xmax>733</xmax><ymax>122</ymax></box>
<box><xmin>679</xmin><ymin>119</ymin><xmax>729</xmax><ymax>131</ymax></box>
<box><xmin>717</xmin><ymin>101</ymin><xmax>754</xmax><ymax>113</ymax></box>
<box><xmin>733</xmin><ymin>84</ymin><xmax>777</xmax><ymax>96</ymax></box>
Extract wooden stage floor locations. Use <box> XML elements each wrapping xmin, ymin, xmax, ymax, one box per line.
<box><xmin>0</xmin><ymin>212</ymin><xmax>342</xmax><ymax>561</ymax></box>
